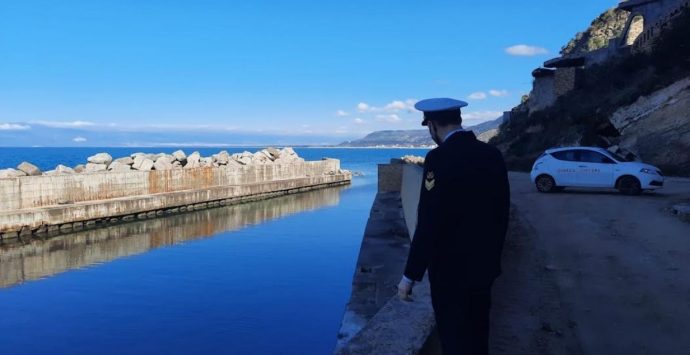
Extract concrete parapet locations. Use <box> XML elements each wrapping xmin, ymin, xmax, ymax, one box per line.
<box><xmin>378</xmin><ymin>162</ymin><xmax>404</xmax><ymax>192</ymax></box>
<box><xmin>401</xmin><ymin>164</ymin><xmax>424</xmax><ymax>239</ymax></box>
<box><xmin>336</xmin><ymin>280</ymin><xmax>435</xmax><ymax>355</ymax></box>
<box><xmin>336</xmin><ymin>161</ymin><xmax>434</xmax><ymax>354</ymax></box>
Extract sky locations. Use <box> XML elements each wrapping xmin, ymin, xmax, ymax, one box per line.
<box><xmin>0</xmin><ymin>0</ymin><xmax>619</xmax><ymax>146</ymax></box>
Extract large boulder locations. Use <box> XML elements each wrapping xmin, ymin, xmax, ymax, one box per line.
<box><xmin>266</xmin><ymin>147</ymin><xmax>281</xmax><ymax>160</ymax></box>
<box><xmin>188</xmin><ymin>151</ymin><xmax>201</xmax><ymax>163</ymax></box>
<box><xmin>225</xmin><ymin>159</ymin><xmax>242</xmax><ymax>168</ymax></box>
<box><xmin>108</xmin><ymin>161</ymin><xmax>132</xmax><ymax>172</ymax></box>
<box><xmin>113</xmin><ymin>157</ymin><xmax>134</xmax><ymax>165</ymax></box>
<box><xmin>213</xmin><ymin>151</ymin><xmax>231</xmax><ymax>165</ymax></box>
<box><xmin>0</xmin><ymin>168</ymin><xmax>26</xmax><ymax>178</ymax></box>
<box><xmin>85</xmin><ymin>163</ymin><xmax>107</xmax><ymax>172</ymax></box>
<box><xmin>87</xmin><ymin>153</ymin><xmax>113</xmax><ymax>165</ymax></box>
<box><xmin>17</xmin><ymin>162</ymin><xmax>42</xmax><ymax>176</ymax></box>
<box><xmin>184</xmin><ymin>151</ymin><xmax>201</xmax><ymax>169</ymax></box>
<box><xmin>199</xmin><ymin>157</ymin><xmax>214</xmax><ymax>167</ymax></box>
<box><xmin>274</xmin><ymin>147</ymin><xmax>301</xmax><ymax>164</ymax></box>
<box><xmin>172</xmin><ymin>150</ymin><xmax>187</xmax><ymax>163</ymax></box>
<box><xmin>55</xmin><ymin>164</ymin><xmax>75</xmax><ymax>174</ymax></box>
<box><xmin>252</xmin><ymin>151</ymin><xmax>270</xmax><ymax>165</ymax></box>
<box><xmin>74</xmin><ymin>164</ymin><xmax>85</xmax><ymax>173</ymax></box>
<box><xmin>132</xmin><ymin>156</ymin><xmax>154</xmax><ymax>171</ymax></box>
<box><xmin>154</xmin><ymin>156</ymin><xmax>174</xmax><ymax>171</ymax></box>
<box><xmin>232</xmin><ymin>151</ymin><xmax>254</xmax><ymax>165</ymax></box>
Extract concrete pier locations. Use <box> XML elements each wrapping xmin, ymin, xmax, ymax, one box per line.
<box><xmin>0</xmin><ymin>159</ymin><xmax>351</xmax><ymax>238</ymax></box>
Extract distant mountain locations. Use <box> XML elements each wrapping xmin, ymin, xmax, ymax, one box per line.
<box><xmin>338</xmin><ymin>116</ymin><xmax>504</xmax><ymax>147</ymax></box>
<box><xmin>338</xmin><ymin>130</ymin><xmax>433</xmax><ymax>147</ymax></box>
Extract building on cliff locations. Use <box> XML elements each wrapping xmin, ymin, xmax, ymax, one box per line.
<box><xmin>525</xmin><ymin>0</ymin><xmax>690</xmax><ymax>114</ymax></box>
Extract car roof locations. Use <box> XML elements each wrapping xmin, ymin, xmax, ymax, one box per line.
<box><xmin>544</xmin><ymin>146</ymin><xmax>610</xmax><ymax>154</ymax></box>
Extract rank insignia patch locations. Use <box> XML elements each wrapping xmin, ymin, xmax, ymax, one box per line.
<box><xmin>425</xmin><ymin>171</ymin><xmax>435</xmax><ymax>191</ymax></box>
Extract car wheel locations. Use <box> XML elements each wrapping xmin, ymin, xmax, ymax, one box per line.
<box><xmin>618</xmin><ymin>176</ymin><xmax>642</xmax><ymax>195</ymax></box>
<box><xmin>535</xmin><ymin>175</ymin><xmax>556</xmax><ymax>193</ymax></box>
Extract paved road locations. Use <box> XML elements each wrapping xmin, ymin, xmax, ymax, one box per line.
<box><xmin>509</xmin><ymin>172</ymin><xmax>690</xmax><ymax>354</ymax></box>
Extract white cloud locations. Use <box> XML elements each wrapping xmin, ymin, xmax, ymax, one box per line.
<box><xmin>385</xmin><ymin>100</ymin><xmax>407</xmax><ymax>111</ymax></box>
<box><xmin>489</xmin><ymin>89</ymin><xmax>509</xmax><ymax>97</ymax></box>
<box><xmin>356</xmin><ymin>99</ymin><xmax>417</xmax><ymax>113</ymax></box>
<box><xmin>33</xmin><ymin>120</ymin><xmax>95</xmax><ymax>128</ymax></box>
<box><xmin>0</xmin><ymin>123</ymin><xmax>31</xmax><ymax>130</ymax></box>
<box><xmin>463</xmin><ymin>111</ymin><xmax>503</xmax><ymax>123</ymax></box>
<box><xmin>375</xmin><ymin>114</ymin><xmax>402</xmax><ymax>123</ymax></box>
<box><xmin>468</xmin><ymin>92</ymin><xmax>487</xmax><ymax>100</ymax></box>
<box><xmin>73</xmin><ymin>137</ymin><xmax>87</xmax><ymax>142</ymax></box>
<box><xmin>353</xmin><ymin>118</ymin><xmax>366</xmax><ymax>125</ymax></box>
<box><xmin>336</xmin><ymin>110</ymin><xmax>349</xmax><ymax>117</ymax></box>
<box><xmin>505</xmin><ymin>45</ymin><xmax>549</xmax><ymax>56</ymax></box>
<box><xmin>357</xmin><ymin>102</ymin><xmax>370</xmax><ymax>112</ymax></box>
<box><xmin>385</xmin><ymin>99</ymin><xmax>417</xmax><ymax>112</ymax></box>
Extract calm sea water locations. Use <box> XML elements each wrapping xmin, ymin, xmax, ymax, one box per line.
<box><xmin>0</xmin><ymin>147</ymin><xmax>429</xmax><ymax>355</ymax></box>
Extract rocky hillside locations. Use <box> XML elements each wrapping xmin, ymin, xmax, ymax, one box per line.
<box><xmin>340</xmin><ymin>116</ymin><xmax>503</xmax><ymax>147</ymax></box>
<box><xmin>493</xmin><ymin>6</ymin><xmax>690</xmax><ymax>175</ymax></box>
<box><xmin>339</xmin><ymin>130</ymin><xmax>432</xmax><ymax>147</ymax></box>
<box><xmin>561</xmin><ymin>8</ymin><xmax>630</xmax><ymax>55</ymax></box>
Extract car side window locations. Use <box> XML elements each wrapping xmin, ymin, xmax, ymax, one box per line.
<box><xmin>551</xmin><ymin>150</ymin><xmax>578</xmax><ymax>162</ymax></box>
<box><xmin>579</xmin><ymin>151</ymin><xmax>615</xmax><ymax>164</ymax></box>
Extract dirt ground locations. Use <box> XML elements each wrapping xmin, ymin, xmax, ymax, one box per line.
<box><xmin>491</xmin><ymin>172</ymin><xmax>690</xmax><ymax>354</ymax></box>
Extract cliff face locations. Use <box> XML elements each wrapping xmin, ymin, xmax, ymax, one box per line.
<box><xmin>610</xmin><ymin>77</ymin><xmax>690</xmax><ymax>174</ymax></box>
<box><xmin>492</xmin><ymin>5</ymin><xmax>690</xmax><ymax>176</ymax></box>
<box><xmin>561</xmin><ymin>8</ymin><xmax>630</xmax><ymax>55</ymax></box>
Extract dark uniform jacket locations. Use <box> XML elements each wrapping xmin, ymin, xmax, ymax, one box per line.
<box><xmin>404</xmin><ymin>130</ymin><xmax>510</xmax><ymax>289</ymax></box>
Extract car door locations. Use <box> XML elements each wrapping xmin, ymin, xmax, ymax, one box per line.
<box><xmin>576</xmin><ymin>150</ymin><xmax>616</xmax><ymax>187</ymax></box>
<box><xmin>550</xmin><ymin>150</ymin><xmax>580</xmax><ymax>186</ymax></box>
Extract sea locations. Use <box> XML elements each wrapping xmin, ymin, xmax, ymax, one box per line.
<box><xmin>0</xmin><ymin>147</ymin><xmax>429</xmax><ymax>355</ymax></box>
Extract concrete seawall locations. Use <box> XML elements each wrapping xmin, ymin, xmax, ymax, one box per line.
<box><xmin>335</xmin><ymin>160</ymin><xmax>437</xmax><ymax>354</ymax></box>
<box><xmin>0</xmin><ymin>159</ymin><xmax>351</xmax><ymax>238</ymax></box>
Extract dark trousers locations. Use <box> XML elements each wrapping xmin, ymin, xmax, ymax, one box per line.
<box><xmin>430</xmin><ymin>281</ymin><xmax>493</xmax><ymax>355</ymax></box>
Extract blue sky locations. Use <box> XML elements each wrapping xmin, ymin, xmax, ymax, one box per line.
<box><xmin>0</xmin><ymin>0</ymin><xmax>617</xmax><ymax>146</ymax></box>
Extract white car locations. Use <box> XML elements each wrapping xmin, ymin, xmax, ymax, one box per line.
<box><xmin>530</xmin><ymin>147</ymin><xmax>664</xmax><ymax>195</ymax></box>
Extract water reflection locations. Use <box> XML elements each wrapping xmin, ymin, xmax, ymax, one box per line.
<box><xmin>0</xmin><ymin>186</ymin><xmax>345</xmax><ymax>289</ymax></box>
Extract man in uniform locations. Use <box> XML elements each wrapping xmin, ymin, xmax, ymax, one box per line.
<box><xmin>397</xmin><ymin>98</ymin><xmax>510</xmax><ymax>355</ymax></box>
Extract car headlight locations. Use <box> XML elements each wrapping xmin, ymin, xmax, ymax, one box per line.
<box><xmin>640</xmin><ymin>168</ymin><xmax>658</xmax><ymax>175</ymax></box>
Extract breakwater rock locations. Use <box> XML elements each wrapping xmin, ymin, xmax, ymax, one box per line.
<box><xmin>0</xmin><ymin>147</ymin><xmax>305</xmax><ymax>178</ymax></box>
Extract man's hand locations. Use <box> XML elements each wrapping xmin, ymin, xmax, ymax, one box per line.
<box><xmin>397</xmin><ymin>276</ymin><xmax>415</xmax><ymax>302</ymax></box>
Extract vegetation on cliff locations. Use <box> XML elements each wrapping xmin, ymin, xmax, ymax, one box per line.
<box><xmin>493</xmin><ymin>8</ymin><xmax>690</xmax><ymax>173</ymax></box>
<box><xmin>561</xmin><ymin>8</ymin><xmax>630</xmax><ymax>55</ymax></box>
